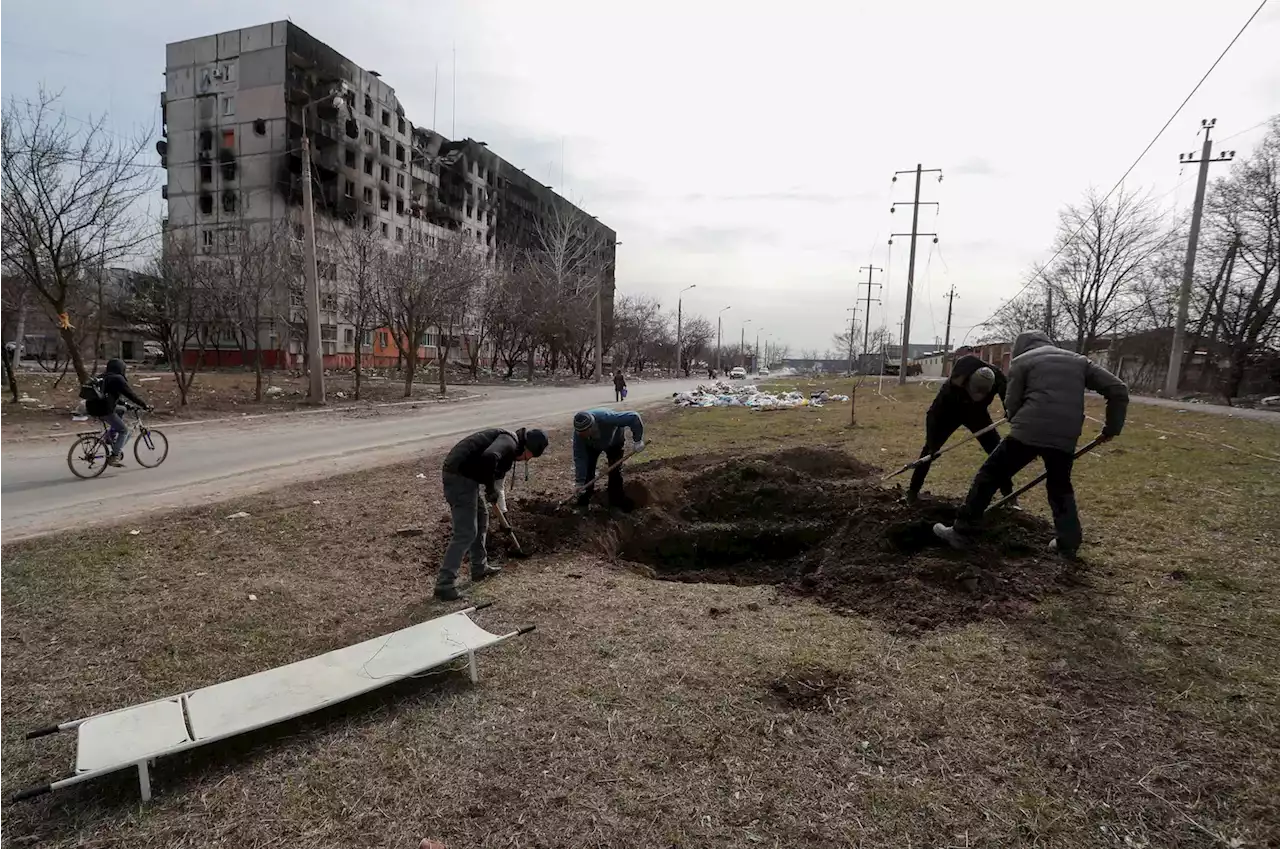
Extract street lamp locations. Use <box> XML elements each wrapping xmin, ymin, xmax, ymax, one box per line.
<box><xmin>300</xmin><ymin>82</ymin><xmax>350</xmax><ymax>405</ymax></box>
<box><xmin>716</xmin><ymin>306</ymin><xmax>731</xmax><ymax>375</ymax></box>
<box><xmin>755</xmin><ymin>327</ymin><xmax>765</xmax><ymax>374</ymax></box>
<box><xmin>676</xmin><ymin>284</ymin><xmax>696</xmax><ymax>376</ymax></box>
<box><xmin>740</xmin><ymin>319</ymin><xmax>751</xmax><ymax>369</ymax></box>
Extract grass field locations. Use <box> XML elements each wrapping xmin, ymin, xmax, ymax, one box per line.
<box><xmin>2</xmin><ymin>381</ymin><xmax>1278</xmax><ymax>848</ymax></box>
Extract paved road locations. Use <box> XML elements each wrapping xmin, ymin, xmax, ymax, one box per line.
<box><xmin>1127</xmin><ymin>395</ymin><xmax>1280</xmax><ymax>423</ymax></box>
<box><xmin>1</xmin><ymin>379</ymin><xmax>697</xmax><ymax>541</ymax></box>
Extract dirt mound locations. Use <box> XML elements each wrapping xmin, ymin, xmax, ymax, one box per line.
<box><xmin>508</xmin><ymin>446</ymin><xmax>1081</xmax><ymax>630</ymax></box>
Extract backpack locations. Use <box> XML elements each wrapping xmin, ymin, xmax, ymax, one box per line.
<box><xmin>79</xmin><ymin>376</ymin><xmax>106</xmax><ymax>402</ymax></box>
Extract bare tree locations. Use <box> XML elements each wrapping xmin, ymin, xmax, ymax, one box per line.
<box><xmin>1202</xmin><ymin>118</ymin><xmax>1280</xmax><ymax>398</ymax></box>
<box><xmin>213</xmin><ymin>221</ymin><xmax>292</xmax><ymax>400</ymax></box>
<box><xmin>431</xmin><ymin>238</ymin><xmax>486</xmax><ymax>395</ymax></box>
<box><xmin>1</xmin><ymin>89</ymin><xmax>156</xmax><ymax>383</ymax></box>
<box><xmin>977</xmin><ymin>287</ymin><xmax>1060</xmax><ymax>344</ymax></box>
<box><xmin>525</xmin><ymin>203</ymin><xmax>609</xmax><ymax>380</ymax></box>
<box><xmin>111</xmin><ymin>234</ymin><xmax>211</xmax><ymax>405</ymax></box>
<box><xmin>678</xmin><ymin>315</ymin><xmax>714</xmax><ymax>376</ymax></box>
<box><xmin>1040</xmin><ymin>186</ymin><xmax>1173</xmax><ymax>353</ymax></box>
<box><xmin>332</xmin><ymin>225</ymin><xmax>381</xmax><ymax>400</ymax></box>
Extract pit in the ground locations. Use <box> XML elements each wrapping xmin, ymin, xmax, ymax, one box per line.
<box><xmin>512</xmin><ymin>447</ymin><xmax>1082</xmax><ymax>630</ymax></box>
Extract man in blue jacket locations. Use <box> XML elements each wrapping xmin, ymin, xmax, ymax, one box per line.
<box><xmin>934</xmin><ymin>331</ymin><xmax>1128</xmax><ymax>557</ymax></box>
<box><xmin>573</xmin><ymin>409</ymin><xmax>644</xmax><ymax>511</ymax></box>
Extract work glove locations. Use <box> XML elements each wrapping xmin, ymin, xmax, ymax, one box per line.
<box><xmin>496</xmin><ymin>488</ymin><xmax>508</xmax><ymax>514</ymax></box>
<box><xmin>632</xmin><ymin>440</ymin><xmax>645</xmax><ymax>452</ymax></box>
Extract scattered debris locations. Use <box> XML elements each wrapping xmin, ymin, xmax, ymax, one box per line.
<box><xmin>394</xmin><ymin>527</ymin><xmax>426</xmax><ymax>537</ymax></box>
<box><xmin>312</xmin><ymin>500</ymin><xmax>322</xmax><ymax>505</ymax></box>
<box><xmin>128</xmin><ymin>530</ymin><xmax>141</xmax><ymax>536</ymax></box>
<box><xmin>265</xmin><ymin>386</ymin><xmax>285</xmax><ymax>397</ymax></box>
<box><xmin>673</xmin><ymin>381</ymin><xmax>850</xmax><ymax>410</ymax></box>
<box><xmin>226</xmin><ymin>511</ymin><xmax>251</xmax><ymax>520</ymax></box>
<box><xmin>416</xmin><ymin>473</ymin><xmax>428</xmax><ymax>479</ymax></box>
<box><xmin>248</xmin><ymin>594</ymin><xmax>258</xmax><ymax>602</ymax></box>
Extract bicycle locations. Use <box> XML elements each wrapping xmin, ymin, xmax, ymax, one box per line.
<box><xmin>66</xmin><ymin>407</ymin><xmax>169</xmax><ymax>479</ymax></box>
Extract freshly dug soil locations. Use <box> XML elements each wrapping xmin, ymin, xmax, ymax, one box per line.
<box><xmin>509</xmin><ymin>447</ymin><xmax>1080</xmax><ymax>630</ymax></box>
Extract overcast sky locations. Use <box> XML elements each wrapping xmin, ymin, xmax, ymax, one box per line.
<box><xmin>4</xmin><ymin>0</ymin><xmax>1279</xmax><ymax>352</ymax></box>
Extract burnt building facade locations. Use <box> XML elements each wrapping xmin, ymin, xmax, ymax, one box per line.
<box><xmin>162</xmin><ymin>20</ymin><xmax>616</xmax><ymax>368</ymax></box>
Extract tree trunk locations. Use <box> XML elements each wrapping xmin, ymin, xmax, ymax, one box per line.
<box><xmin>3</xmin><ymin>348</ymin><xmax>19</xmax><ymax>402</ymax></box>
<box><xmin>60</xmin><ymin>325</ymin><xmax>90</xmax><ymax>384</ymax></box>
<box><xmin>403</xmin><ymin>348</ymin><xmax>416</xmax><ymax>398</ymax></box>
<box><xmin>1224</xmin><ymin>348</ymin><xmax>1248</xmax><ymax>401</ymax></box>
<box><xmin>354</xmin><ymin>334</ymin><xmax>363</xmax><ymax>400</ymax></box>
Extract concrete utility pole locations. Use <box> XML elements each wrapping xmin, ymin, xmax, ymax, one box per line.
<box><xmin>942</xmin><ymin>284</ymin><xmax>958</xmax><ymax>374</ymax></box>
<box><xmin>846</xmin><ymin>306</ymin><xmax>860</xmax><ymax>375</ymax></box>
<box><xmin>716</xmin><ymin>306</ymin><xmax>731</xmax><ymax>374</ymax></box>
<box><xmin>1165</xmin><ymin>119</ymin><xmax>1234</xmax><ymax>397</ymax></box>
<box><xmin>857</xmin><ymin>265</ymin><xmax>882</xmax><ymax>371</ymax></box>
<box><xmin>890</xmin><ymin>164</ymin><xmax>942</xmax><ymax>384</ymax></box>
<box><xmin>740</xmin><ymin>319</ymin><xmax>751</xmax><ymax>368</ymax></box>
<box><xmin>754</xmin><ymin>327</ymin><xmax>764</xmax><ymax>374</ymax></box>
<box><xmin>676</xmin><ymin>284</ymin><xmax>696</xmax><ymax>376</ymax></box>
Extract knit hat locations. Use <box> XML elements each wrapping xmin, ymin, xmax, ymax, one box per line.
<box><xmin>967</xmin><ymin>367</ymin><xmax>995</xmax><ymax>400</ymax></box>
<box><xmin>573</xmin><ymin>411</ymin><xmax>596</xmax><ymax>433</ymax></box>
<box><xmin>524</xmin><ymin>428</ymin><xmax>549</xmax><ymax>458</ymax></box>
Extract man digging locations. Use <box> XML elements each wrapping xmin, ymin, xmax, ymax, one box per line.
<box><xmin>905</xmin><ymin>350</ymin><xmax>1016</xmax><ymax>507</ymax></box>
<box><xmin>572</xmin><ymin>409</ymin><xmax>644</xmax><ymax>512</ymax></box>
<box><xmin>933</xmin><ymin>331</ymin><xmax>1128</xmax><ymax>558</ymax></box>
<box><xmin>435</xmin><ymin>426</ymin><xmax>549</xmax><ymax>602</ymax></box>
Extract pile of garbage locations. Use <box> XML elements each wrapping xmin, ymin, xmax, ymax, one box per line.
<box><xmin>672</xmin><ymin>382</ymin><xmax>850</xmax><ymax>411</ymax></box>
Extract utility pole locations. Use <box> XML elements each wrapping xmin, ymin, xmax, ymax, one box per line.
<box><xmin>301</xmin><ymin>117</ymin><xmax>326</xmax><ymax>403</ymax></box>
<box><xmin>1165</xmin><ymin>119</ymin><xmax>1234</xmax><ymax>397</ymax></box>
<box><xmin>891</xmin><ymin>163</ymin><xmax>942</xmax><ymax>384</ymax></box>
<box><xmin>942</xmin><ymin>284</ymin><xmax>958</xmax><ymax>374</ymax></box>
<box><xmin>846</xmin><ymin>306</ymin><xmax>860</xmax><ymax>375</ymax></box>
<box><xmin>740</xmin><ymin>319</ymin><xmax>751</xmax><ymax>369</ymax></box>
<box><xmin>716</xmin><ymin>306</ymin><xmax>731</xmax><ymax>375</ymax></box>
<box><xmin>857</xmin><ymin>265</ymin><xmax>882</xmax><ymax>373</ymax></box>
<box><xmin>754</xmin><ymin>327</ymin><xmax>764</xmax><ymax>374</ymax></box>
<box><xmin>676</xmin><ymin>284</ymin><xmax>696</xmax><ymax>376</ymax></box>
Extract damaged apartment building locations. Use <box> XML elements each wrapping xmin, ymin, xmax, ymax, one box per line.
<box><xmin>161</xmin><ymin>20</ymin><xmax>617</xmax><ymax>368</ymax></box>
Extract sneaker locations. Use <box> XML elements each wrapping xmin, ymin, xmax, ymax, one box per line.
<box><xmin>472</xmin><ymin>564</ymin><xmax>503</xmax><ymax>582</ymax></box>
<box><xmin>106</xmin><ymin>454</ymin><xmax>124</xmax><ymax>468</ymax></box>
<box><xmin>932</xmin><ymin>523</ymin><xmax>969</xmax><ymax>550</ymax></box>
<box><xmin>1048</xmin><ymin>539</ymin><xmax>1079</xmax><ymax>560</ymax></box>
<box><xmin>1006</xmin><ymin>496</ymin><xmax>1023</xmax><ymax>511</ymax></box>
<box><xmin>433</xmin><ymin>585</ymin><xmax>463</xmax><ymax>602</ymax></box>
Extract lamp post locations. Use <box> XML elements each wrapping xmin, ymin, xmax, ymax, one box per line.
<box><xmin>754</xmin><ymin>327</ymin><xmax>765</xmax><ymax>374</ymax></box>
<box><xmin>300</xmin><ymin>82</ymin><xmax>350</xmax><ymax>405</ymax></box>
<box><xmin>716</xmin><ymin>306</ymin><xmax>731</xmax><ymax>375</ymax></box>
<box><xmin>676</xmin><ymin>284</ymin><xmax>696</xmax><ymax>377</ymax></box>
<box><xmin>740</xmin><ymin>319</ymin><xmax>751</xmax><ymax>369</ymax></box>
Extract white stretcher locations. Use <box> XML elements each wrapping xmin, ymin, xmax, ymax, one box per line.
<box><xmin>9</xmin><ymin>604</ymin><xmax>532</xmax><ymax>803</ymax></box>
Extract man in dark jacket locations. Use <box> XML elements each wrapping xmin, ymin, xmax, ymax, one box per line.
<box><xmin>436</xmin><ymin>426</ymin><xmax>549</xmax><ymax>601</ymax></box>
<box><xmin>906</xmin><ymin>353</ymin><xmax>1014</xmax><ymax>505</ymax></box>
<box><xmin>613</xmin><ymin>369</ymin><xmax>627</xmax><ymax>402</ymax></box>
<box><xmin>573</xmin><ymin>409</ymin><xmax>643</xmax><ymax>511</ymax></box>
<box><xmin>934</xmin><ymin>331</ymin><xmax>1129</xmax><ymax>557</ymax></box>
<box><xmin>85</xmin><ymin>358</ymin><xmax>150</xmax><ymax>467</ymax></box>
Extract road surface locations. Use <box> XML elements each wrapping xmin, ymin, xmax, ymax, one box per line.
<box><xmin>1</xmin><ymin>379</ymin><xmax>697</xmax><ymax>542</ymax></box>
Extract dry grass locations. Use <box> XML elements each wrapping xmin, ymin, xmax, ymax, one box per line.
<box><xmin>2</xmin><ymin>383</ymin><xmax>1278</xmax><ymax>848</ymax></box>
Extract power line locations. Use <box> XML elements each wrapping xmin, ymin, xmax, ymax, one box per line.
<box><xmin>972</xmin><ymin>0</ymin><xmax>1269</xmax><ymax>334</ymax></box>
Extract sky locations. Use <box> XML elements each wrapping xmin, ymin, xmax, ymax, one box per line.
<box><xmin>3</xmin><ymin>0</ymin><xmax>1279</xmax><ymax>354</ymax></box>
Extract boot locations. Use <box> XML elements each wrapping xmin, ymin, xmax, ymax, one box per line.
<box><xmin>434</xmin><ymin>585</ymin><xmax>463</xmax><ymax>602</ymax></box>
<box><xmin>1048</xmin><ymin>539</ymin><xmax>1078</xmax><ymax>560</ymax></box>
<box><xmin>472</xmin><ymin>564</ymin><xmax>503</xmax><ymax>582</ymax></box>
<box><xmin>901</xmin><ymin>489</ymin><xmax>919</xmax><ymax>506</ymax></box>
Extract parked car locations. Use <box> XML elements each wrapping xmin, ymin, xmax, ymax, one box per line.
<box><xmin>759</xmin><ymin>368</ymin><xmax>770</xmax><ymax>377</ymax></box>
<box><xmin>730</xmin><ymin>367</ymin><xmax>747</xmax><ymax>379</ymax></box>
<box><xmin>142</xmin><ymin>342</ymin><xmax>167</xmax><ymax>366</ymax></box>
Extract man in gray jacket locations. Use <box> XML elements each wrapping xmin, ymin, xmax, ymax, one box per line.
<box><xmin>934</xmin><ymin>331</ymin><xmax>1129</xmax><ymax>557</ymax></box>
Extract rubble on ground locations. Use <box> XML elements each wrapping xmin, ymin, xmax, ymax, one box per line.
<box><xmin>672</xmin><ymin>381</ymin><xmax>850</xmax><ymax>410</ymax></box>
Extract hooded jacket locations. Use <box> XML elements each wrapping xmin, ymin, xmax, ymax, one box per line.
<box><xmin>88</xmin><ymin>358</ymin><xmax>146</xmax><ymax>416</ymax></box>
<box><xmin>572</xmin><ymin>409</ymin><xmax>643</xmax><ymax>484</ymax></box>
<box><xmin>442</xmin><ymin>428</ymin><xmax>529</xmax><ymax>499</ymax></box>
<box><xmin>1005</xmin><ymin>331</ymin><xmax>1129</xmax><ymax>452</ymax></box>
<box><xmin>932</xmin><ymin>354</ymin><xmax>1006</xmax><ymax>414</ymax></box>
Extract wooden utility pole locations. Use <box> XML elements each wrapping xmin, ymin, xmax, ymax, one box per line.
<box><xmin>857</xmin><ymin>265</ymin><xmax>882</xmax><ymax>372</ymax></box>
<box><xmin>1165</xmin><ymin>119</ymin><xmax>1234</xmax><ymax>397</ymax></box>
<box><xmin>890</xmin><ymin>164</ymin><xmax>942</xmax><ymax>384</ymax></box>
<box><xmin>846</xmin><ymin>306</ymin><xmax>860</xmax><ymax>375</ymax></box>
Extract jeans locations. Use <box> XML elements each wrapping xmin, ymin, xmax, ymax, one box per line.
<box><xmin>438</xmin><ymin>472</ymin><xmax>488</xmax><ymax>588</ymax></box>
<box><xmin>909</xmin><ymin>405</ymin><xmax>1012</xmax><ymax>497</ymax></box>
<box><xmin>577</xmin><ymin>441</ymin><xmax>626</xmax><ymax>507</ymax></box>
<box><xmin>103</xmin><ymin>411</ymin><xmax>129</xmax><ymax>457</ymax></box>
<box><xmin>954</xmin><ymin>436</ymin><xmax>1082</xmax><ymax>552</ymax></box>
<box><xmin>615</xmin><ymin>388</ymin><xmax>624</xmax><ymax>402</ymax></box>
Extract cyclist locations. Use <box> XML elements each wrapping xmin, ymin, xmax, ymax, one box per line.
<box><xmin>85</xmin><ymin>358</ymin><xmax>151</xmax><ymax>466</ymax></box>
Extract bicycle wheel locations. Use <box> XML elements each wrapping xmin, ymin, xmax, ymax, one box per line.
<box><xmin>67</xmin><ymin>434</ymin><xmax>110</xmax><ymax>479</ymax></box>
<box><xmin>134</xmin><ymin>428</ymin><xmax>169</xmax><ymax>468</ymax></box>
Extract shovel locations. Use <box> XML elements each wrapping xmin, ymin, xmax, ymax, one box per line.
<box><xmin>986</xmin><ymin>436</ymin><xmax>1104</xmax><ymax>513</ymax></box>
<box><xmin>490</xmin><ymin>504</ymin><xmax>528</xmax><ymax>558</ymax></box>
<box><xmin>882</xmin><ymin>418</ymin><xmax>1006</xmax><ymax>482</ymax></box>
<box><xmin>562</xmin><ymin>442</ymin><xmax>649</xmax><ymax>507</ymax></box>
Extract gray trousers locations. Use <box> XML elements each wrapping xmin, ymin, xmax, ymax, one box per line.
<box><xmin>439</xmin><ymin>471</ymin><xmax>488</xmax><ymax>588</ymax></box>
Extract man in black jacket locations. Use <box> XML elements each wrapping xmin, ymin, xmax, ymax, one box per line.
<box><xmin>435</xmin><ymin>426</ymin><xmax>549</xmax><ymax>601</ymax></box>
<box><xmin>84</xmin><ymin>358</ymin><xmax>150</xmax><ymax>467</ymax></box>
<box><xmin>906</xmin><ymin>352</ymin><xmax>1015</xmax><ymax>505</ymax></box>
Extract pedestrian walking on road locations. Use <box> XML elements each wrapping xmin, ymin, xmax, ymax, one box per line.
<box><xmin>436</xmin><ymin>427</ymin><xmax>549</xmax><ymax>601</ymax></box>
<box><xmin>613</xmin><ymin>369</ymin><xmax>627</xmax><ymax>402</ymax></box>
<box><xmin>573</xmin><ymin>409</ymin><xmax>643</xmax><ymax>512</ymax></box>
<box><xmin>906</xmin><ymin>354</ymin><xmax>1014</xmax><ymax>506</ymax></box>
<box><xmin>933</xmin><ymin>331</ymin><xmax>1128</xmax><ymax>558</ymax></box>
